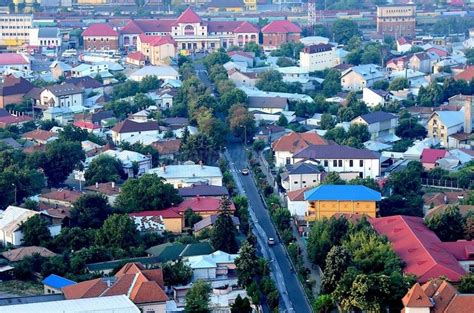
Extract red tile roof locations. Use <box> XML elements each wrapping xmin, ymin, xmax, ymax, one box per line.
<box><xmin>22</xmin><ymin>129</ymin><xmax>57</xmax><ymax>142</ymax></box>
<box><xmin>0</xmin><ymin>53</ymin><xmax>29</xmax><ymax>65</ymax></box>
<box><xmin>287</xmin><ymin>187</ymin><xmax>309</xmax><ymax>201</ymax></box>
<box><xmin>454</xmin><ymin>66</ymin><xmax>474</xmax><ymax>81</ymax></box>
<box><xmin>121</xmin><ymin>19</ymin><xmax>175</xmax><ymax>34</ymax></box>
<box><xmin>233</xmin><ymin>21</ymin><xmax>259</xmax><ymax>33</ymax></box>
<box><xmin>370</xmin><ymin>215</ymin><xmax>468</xmax><ymax>282</ymax></box>
<box><xmin>82</xmin><ymin>23</ymin><xmax>118</xmax><ymax>37</ymax></box>
<box><xmin>228</xmin><ymin>50</ymin><xmax>254</xmax><ymax>59</ymax></box>
<box><xmin>0</xmin><ymin>115</ymin><xmax>33</xmax><ymax>127</ymax></box>
<box><xmin>129</xmin><ymin>208</ymin><xmax>182</xmax><ymax>219</ymax></box>
<box><xmin>421</xmin><ymin>148</ymin><xmax>449</xmax><ymax>164</ymax></box>
<box><xmin>271</xmin><ymin>132</ymin><xmax>327</xmax><ymax>153</ymax></box>
<box><xmin>1</xmin><ymin>246</ymin><xmax>56</xmax><ymax>262</ymax></box>
<box><xmin>170</xmin><ymin>197</ymin><xmax>236</xmax><ymax>214</ymax></box>
<box><xmin>40</xmin><ymin>189</ymin><xmax>83</xmax><ymax>204</ymax></box>
<box><xmin>112</xmin><ymin>119</ymin><xmax>159</xmax><ymax>134</ymax></box>
<box><xmin>262</xmin><ymin>20</ymin><xmax>301</xmax><ymax>34</ymax></box>
<box><xmin>176</xmin><ymin>7</ymin><xmax>201</xmax><ymax>24</ymax></box>
<box><xmin>402</xmin><ymin>283</ymin><xmax>433</xmax><ymax>308</ymax></box>
<box><xmin>127</xmin><ymin>51</ymin><xmax>146</xmax><ymax>62</ymax></box>
<box><xmin>73</xmin><ymin>120</ymin><xmax>101</xmax><ymax>130</ymax></box>
<box><xmin>151</xmin><ymin>139</ymin><xmax>181</xmax><ymax>155</ymax></box>
<box><xmin>138</xmin><ymin>34</ymin><xmax>175</xmax><ymax>47</ymax></box>
<box><xmin>63</xmin><ymin>263</ymin><xmax>167</xmax><ymax>304</ymax></box>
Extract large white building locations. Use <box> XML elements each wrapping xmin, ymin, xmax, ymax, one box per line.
<box><xmin>299</xmin><ymin>43</ymin><xmax>337</xmax><ymax>72</ymax></box>
<box><xmin>40</xmin><ymin>83</ymin><xmax>84</xmax><ymax>108</ymax></box>
<box><xmin>29</xmin><ymin>27</ymin><xmax>62</xmax><ymax>50</ymax></box>
<box><xmin>0</xmin><ymin>14</ymin><xmax>32</xmax><ymax>48</ymax></box>
<box><xmin>147</xmin><ymin>164</ymin><xmax>223</xmax><ymax>188</ymax></box>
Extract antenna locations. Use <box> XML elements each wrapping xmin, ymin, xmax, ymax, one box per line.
<box><xmin>308</xmin><ymin>0</ymin><xmax>317</xmax><ymax>27</ymax></box>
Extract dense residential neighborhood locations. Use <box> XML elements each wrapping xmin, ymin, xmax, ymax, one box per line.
<box><xmin>0</xmin><ymin>1</ymin><xmax>473</xmax><ymax>313</ymax></box>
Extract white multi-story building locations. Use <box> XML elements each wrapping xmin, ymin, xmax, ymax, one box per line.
<box><xmin>147</xmin><ymin>164</ymin><xmax>223</xmax><ymax>188</ymax></box>
<box><xmin>0</xmin><ymin>14</ymin><xmax>32</xmax><ymax>48</ymax></box>
<box><xmin>299</xmin><ymin>43</ymin><xmax>337</xmax><ymax>72</ymax></box>
<box><xmin>40</xmin><ymin>83</ymin><xmax>84</xmax><ymax>108</ymax></box>
<box><xmin>29</xmin><ymin>27</ymin><xmax>62</xmax><ymax>49</ymax></box>
<box><xmin>292</xmin><ymin>145</ymin><xmax>381</xmax><ymax>179</ymax></box>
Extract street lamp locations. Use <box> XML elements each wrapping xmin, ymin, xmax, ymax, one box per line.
<box><xmin>240</xmin><ymin>124</ymin><xmax>247</xmax><ymax>146</ymax></box>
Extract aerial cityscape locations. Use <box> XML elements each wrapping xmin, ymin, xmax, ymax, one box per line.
<box><xmin>0</xmin><ymin>0</ymin><xmax>473</xmax><ymax>312</ymax></box>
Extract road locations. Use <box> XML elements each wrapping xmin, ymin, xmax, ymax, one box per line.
<box><xmin>226</xmin><ymin>142</ymin><xmax>312</xmax><ymax>313</ymax></box>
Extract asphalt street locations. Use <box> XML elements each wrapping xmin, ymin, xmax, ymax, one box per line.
<box><xmin>226</xmin><ymin>143</ymin><xmax>312</xmax><ymax>313</ymax></box>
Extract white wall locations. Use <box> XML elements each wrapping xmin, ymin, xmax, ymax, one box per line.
<box><xmin>275</xmin><ymin>151</ymin><xmax>293</xmax><ymax>168</ymax></box>
<box><xmin>288</xmin><ymin>199</ymin><xmax>307</xmax><ymax>217</ymax></box>
<box><xmin>112</xmin><ymin>130</ymin><xmax>160</xmax><ymax>144</ymax></box>
<box><xmin>287</xmin><ymin>173</ymin><xmax>321</xmax><ymax>192</ymax></box>
<box><xmin>40</xmin><ymin>90</ymin><xmax>83</xmax><ymax>108</ymax></box>
<box><xmin>292</xmin><ymin>158</ymin><xmax>381</xmax><ymax>178</ymax></box>
<box><xmin>299</xmin><ymin>48</ymin><xmax>337</xmax><ymax>72</ymax></box>
<box><xmin>192</xmin><ymin>267</ymin><xmax>216</xmax><ymax>280</ymax></box>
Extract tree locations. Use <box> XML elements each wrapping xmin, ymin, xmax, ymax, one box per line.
<box><xmin>204</xmin><ymin>49</ymin><xmax>231</xmax><ymax>69</ymax></box>
<box><xmin>459</xmin><ymin>273</ymin><xmax>474</xmax><ymax>293</ymax></box>
<box><xmin>185</xmin><ymin>280</ymin><xmax>211</xmax><ymax>313</ymax></box>
<box><xmin>112</xmin><ymin>80</ymin><xmax>140</xmax><ymax>99</ymax></box>
<box><xmin>162</xmin><ymin>259</ymin><xmax>193</xmax><ymax>287</ymax></box>
<box><xmin>115</xmin><ymin>174</ymin><xmax>182</xmax><ymax>212</ymax></box>
<box><xmin>231</xmin><ymin>295</ymin><xmax>252</xmax><ymax>313</ymax></box>
<box><xmin>70</xmin><ymin>194</ymin><xmax>112</xmax><ymax>229</ymax></box>
<box><xmin>396</xmin><ymin>116</ymin><xmax>427</xmax><ymax>140</ymax></box>
<box><xmin>321</xmin><ymin>246</ymin><xmax>352</xmax><ymax>293</ymax></box>
<box><xmin>313</xmin><ymin>294</ymin><xmax>335</xmax><ymax>313</ymax></box>
<box><xmin>323</xmin><ymin>172</ymin><xmax>346</xmax><ymax>185</ymax></box>
<box><xmin>244</xmin><ymin>41</ymin><xmax>262</xmax><ymax>57</ymax></box>
<box><xmin>53</xmin><ymin>227</ymin><xmax>96</xmax><ymax>252</ymax></box>
<box><xmin>139</xmin><ymin>75</ymin><xmax>160</xmax><ymax>92</ymax></box>
<box><xmin>389</xmin><ymin>77</ymin><xmax>409</xmax><ymax>91</ymax></box>
<box><xmin>95</xmin><ymin>214</ymin><xmax>138</xmax><ymax>249</ymax></box>
<box><xmin>85</xmin><ymin>155</ymin><xmax>124</xmax><ymax>185</ymax></box>
<box><xmin>320</xmin><ymin>113</ymin><xmax>335</xmax><ymax>130</ymax></box>
<box><xmin>332</xmin><ymin>19</ymin><xmax>361</xmax><ymax>45</ymax></box>
<box><xmin>228</xmin><ymin>104</ymin><xmax>256</xmax><ymax>141</ymax></box>
<box><xmin>179</xmin><ymin>133</ymin><xmax>219</xmax><ymax>164</ymax></box>
<box><xmin>21</xmin><ymin>215</ymin><xmax>52</xmax><ymax>246</ymax></box>
<box><xmin>426</xmin><ymin>206</ymin><xmax>465</xmax><ymax>241</ymax></box>
<box><xmin>277</xmin><ymin>114</ymin><xmax>288</xmax><ymax>127</ymax></box>
<box><xmin>184</xmin><ymin>208</ymin><xmax>202</xmax><ymax>228</ymax></box>
<box><xmin>465</xmin><ymin>213</ymin><xmax>474</xmax><ymax>240</ymax></box>
<box><xmin>417</xmin><ymin>82</ymin><xmax>444</xmax><ymax>107</ymax></box>
<box><xmin>29</xmin><ymin>140</ymin><xmax>85</xmax><ymax>186</ymax></box>
<box><xmin>276</xmin><ymin>56</ymin><xmax>295</xmax><ymax>67</ymax></box>
<box><xmin>235</xmin><ymin>237</ymin><xmax>258</xmax><ymax>286</ymax></box>
<box><xmin>210</xmin><ymin>197</ymin><xmax>238</xmax><ymax>253</ymax></box>
<box><xmin>220</xmin><ymin>89</ymin><xmax>247</xmax><ymax>113</ymax></box>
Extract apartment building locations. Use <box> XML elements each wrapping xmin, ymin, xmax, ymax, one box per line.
<box><xmin>376</xmin><ymin>4</ymin><xmax>416</xmax><ymax>37</ymax></box>
<box><xmin>0</xmin><ymin>14</ymin><xmax>32</xmax><ymax>49</ymax></box>
<box><xmin>299</xmin><ymin>43</ymin><xmax>337</xmax><ymax>72</ymax></box>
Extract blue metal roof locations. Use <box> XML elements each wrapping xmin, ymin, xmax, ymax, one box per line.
<box><xmin>304</xmin><ymin>185</ymin><xmax>381</xmax><ymax>201</ymax></box>
<box><xmin>42</xmin><ymin>274</ymin><xmax>76</xmax><ymax>289</ymax></box>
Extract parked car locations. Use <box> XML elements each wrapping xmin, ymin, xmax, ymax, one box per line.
<box><xmin>241</xmin><ymin>168</ymin><xmax>249</xmax><ymax>175</ymax></box>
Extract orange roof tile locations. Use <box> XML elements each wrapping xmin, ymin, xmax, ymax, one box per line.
<box><xmin>454</xmin><ymin>66</ymin><xmax>474</xmax><ymax>81</ymax></box>
<box><xmin>63</xmin><ymin>278</ymin><xmax>108</xmax><ymax>299</ymax></box>
<box><xmin>271</xmin><ymin>132</ymin><xmax>327</xmax><ymax>153</ymax></box>
<box><xmin>402</xmin><ymin>283</ymin><xmax>433</xmax><ymax>308</ymax></box>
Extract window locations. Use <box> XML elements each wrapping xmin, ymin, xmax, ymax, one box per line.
<box><xmin>302</xmin><ymin>181</ymin><xmax>306</xmax><ymax>184</ymax></box>
<box><xmin>360</xmin><ymin>160</ymin><xmax>364</xmax><ymax>167</ymax></box>
<box><xmin>286</xmin><ymin>157</ymin><xmax>291</xmax><ymax>165</ymax></box>
<box><xmin>349</xmin><ymin>160</ymin><xmax>353</xmax><ymax>167</ymax></box>
<box><xmin>294</xmin><ymin>181</ymin><xmax>298</xmax><ymax>184</ymax></box>
<box><xmin>338</xmin><ymin>160</ymin><xmax>342</xmax><ymax>167</ymax></box>
<box><xmin>324</xmin><ymin>160</ymin><xmax>328</xmax><ymax>167</ymax></box>
<box><xmin>333</xmin><ymin>160</ymin><xmax>337</xmax><ymax>167</ymax></box>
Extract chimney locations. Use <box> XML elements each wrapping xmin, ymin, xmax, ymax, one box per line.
<box><xmin>199</xmin><ymin>160</ymin><xmax>203</xmax><ymax>169</ymax></box>
<box><xmin>444</xmin><ymin>195</ymin><xmax>448</xmax><ymax>204</ymax></box>
<box><xmin>464</xmin><ymin>96</ymin><xmax>473</xmax><ymax>134</ymax></box>
<box><xmin>96</xmin><ymin>182</ymin><xmax>99</xmax><ymax>189</ymax></box>
<box><xmin>112</xmin><ymin>181</ymin><xmax>115</xmax><ymax>189</ymax></box>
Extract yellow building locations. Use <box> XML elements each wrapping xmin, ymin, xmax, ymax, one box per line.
<box><xmin>0</xmin><ymin>14</ymin><xmax>32</xmax><ymax>49</ymax></box>
<box><xmin>427</xmin><ymin>110</ymin><xmax>464</xmax><ymax>147</ymax></box>
<box><xmin>303</xmin><ymin>185</ymin><xmax>380</xmax><ymax>221</ymax></box>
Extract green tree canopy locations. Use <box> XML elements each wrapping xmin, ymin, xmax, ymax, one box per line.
<box><xmin>162</xmin><ymin>259</ymin><xmax>193</xmax><ymax>288</ymax></box>
<box><xmin>95</xmin><ymin>214</ymin><xmax>138</xmax><ymax>249</ymax></box>
<box><xmin>426</xmin><ymin>206</ymin><xmax>465</xmax><ymax>241</ymax></box>
<box><xmin>185</xmin><ymin>280</ymin><xmax>211</xmax><ymax>313</ymax></box>
<box><xmin>70</xmin><ymin>193</ymin><xmax>112</xmax><ymax>229</ymax></box>
<box><xmin>85</xmin><ymin>155</ymin><xmax>125</xmax><ymax>185</ymax></box>
<box><xmin>210</xmin><ymin>197</ymin><xmax>238</xmax><ymax>253</ymax></box>
<box><xmin>21</xmin><ymin>215</ymin><xmax>52</xmax><ymax>246</ymax></box>
<box><xmin>332</xmin><ymin>19</ymin><xmax>361</xmax><ymax>45</ymax></box>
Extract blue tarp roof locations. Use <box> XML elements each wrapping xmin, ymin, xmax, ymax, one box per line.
<box><xmin>304</xmin><ymin>185</ymin><xmax>381</xmax><ymax>201</ymax></box>
<box><xmin>42</xmin><ymin>274</ymin><xmax>76</xmax><ymax>289</ymax></box>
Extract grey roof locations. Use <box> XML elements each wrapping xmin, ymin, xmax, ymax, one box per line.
<box><xmin>287</xmin><ymin>162</ymin><xmax>321</xmax><ymax>175</ymax></box>
<box><xmin>193</xmin><ymin>214</ymin><xmax>240</xmax><ymax>232</ymax></box>
<box><xmin>0</xmin><ymin>294</ymin><xmax>65</xmax><ymax>306</ymax></box>
<box><xmin>369</xmin><ymin>88</ymin><xmax>391</xmax><ymax>98</ymax></box>
<box><xmin>0</xmin><ymin>138</ymin><xmax>21</xmax><ymax>149</ymax></box>
<box><xmin>434</xmin><ymin>111</ymin><xmax>464</xmax><ymax>128</ymax></box>
<box><xmin>358</xmin><ymin>111</ymin><xmax>396</xmax><ymax>124</ymax></box>
<box><xmin>38</xmin><ymin>27</ymin><xmax>59</xmax><ymax>38</ymax></box>
<box><xmin>178</xmin><ymin>185</ymin><xmax>228</xmax><ymax>197</ymax></box>
<box><xmin>45</xmin><ymin>83</ymin><xmax>82</xmax><ymax>97</ymax></box>
<box><xmin>247</xmin><ymin>96</ymin><xmax>288</xmax><ymax>109</ymax></box>
<box><xmin>293</xmin><ymin>144</ymin><xmax>379</xmax><ymax>160</ymax></box>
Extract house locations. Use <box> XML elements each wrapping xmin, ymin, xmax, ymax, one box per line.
<box><xmin>402</xmin><ymin>279</ymin><xmax>474</xmax><ymax>313</ymax></box>
<box><xmin>370</xmin><ymin>215</ymin><xmax>474</xmax><ymax>282</ymax></box>
<box><xmin>362</xmin><ymin>87</ymin><xmax>392</xmax><ymax>108</ymax></box>
<box><xmin>427</xmin><ymin>110</ymin><xmax>464</xmax><ymax>147</ymax></box>
<box><xmin>178</xmin><ymin>184</ymin><xmax>228</xmax><ymax>199</ymax></box>
<box><xmin>38</xmin><ymin>190</ymin><xmax>83</xmax><ymax>207</ymax></box>
<box><xmin>420</xmin><ymin>148</ymin><xmax>449</xmax><ymax>170</ymax></box>
<box><xmin>341</xmin><ymin>64</ymin><xmax>385</xmax><ymax>91</ymax></box>
<box><xmin>167</xmin><ymin>197</ymin><xmax>236</xmax><ymax>219</ymax></box>
<box><xmin>82</xmin><ymin>23</ymin><xmax>119</xmax><ymax>51</ymax></box>
<box><xmin>22</xmin><ymin>129</ymin><xmax>58</xmax><ymax>145</ymax></box>
<box><xmin>137</xmin><ymin>34</ymin><xmax>176</xmax><ymax>65</ymax></box>
<box><xmin>63</xmin><ymin>262</ymin><xmax>168</xmax><ymax>313</ymax></box>
<box><xmin>351</xmin><ymin>111</ymin><xmax>398</xmax><ymax>142</ymax></box>
<box><xmin>287</xmin><ymin>187</ymin><xmax>310</xmax><ymax>217</ymax></box>
<box><xmin>193</xmin><ymin>214</ymin><xmax>239</xmax><ymax>234</ymax></box>
<box><xmin>130</xmin><ymin>66</ymin><xmax>179</xmax><ymax>82</ymax></box>
<box><xmin>84</xmin><ymin>182</ymin><xmax>120</xmax><ymax>205</ymax></box>
<box><xmin>409</xmin><ymin>52</ymin><xmax>435</xmax><ymax>74</ymax></box>
<box><xmin>148</xmin><ymin>164</ymin><xmax>223</xmax><ymax>188</ymax></box>
<box><xmin>261</xmin><ymin>20</ymin><xmax>301</xmax><ymax>50</ymax></box>
<box><xmin>111</xmin><ymin>119</ymin><xmax>160</xmax><ymax>144</ymax></box>
<box><xmin>386</xmin><ymin>55</ymin><xmax>411</xmax><ymax>72</ymax></box>
<box><xmin>396</xmin><ymin>37</ymin><xmax>413</xmax><ymax>53</ymax></box>
<box><xmin>454</xmin><ymin>66</ymin><xmax>474</xmax><ymax>81</ymax></box>
<box><xmin>42</xmin><ymin>274</ymin><xmax>76</xmax><ymax>295</ymax></box>
<box><xmin>42</xmin><ymin>107</ymin><xmax>74</xmax><ymax>125</ymax></box>
<box><xmin>228</xmin><ymin>51</ymin><xmax>254</xmax><ymax>67</ymax></box>
<box><xmin>40</xmin><ymin>83</ymin><xmax>84</xmax><ymax>108</ymax></box>
<box><xmin>247</xmin><ymin>96</ymin><xmax>288</xmax><ymax>114</ymax></box>
<box><xmin>151</xmin><ymin>139</ymin><xmax>181</xmax><ymax>160</ymax></box>
<box><xmin>73</xmin><ymin>120</ymin><xmax>101</xmax><ymax>134</ymax></box>
<box><xmin>0</xmin><ymin>114</ymin><xmax>33</xmax><ymax>129</ymax></box>
<box><xmin>146</xmin><ymin>242</ymin><xmax>214</xmax><ymax>261</ymax></box>
<box><xmin>227</xmin><ymin>69</ymin><xmax>258</xmax><ymax>88</ymax></box>
<box><xmin>271</xmin><ymin>131</ymin><xmax>328</xmax><ymax>167</ymax></box>
<box><xmin>185</xmin><ymin>250</ymin><xmax>238</xmax><ymax>280</ymax></box>
<box><xmin>64</xmin><ymin>76</ymin><xmax>104</xmax><ymax>95</ymax></box>
<box><xmin>0</xmin><ymin>295</ymin><xmax>140</xmax><ymax>313</ymax></box>
<box><xmin>130</xmin><ymin>214</ymin><xmax>165</xmax><ymax>234</ymax></box>
<box><xmin>277</xmin><ymin>66</ymin><xmax>315</xmax><ymax>91</ymax></box>
<box><xmin>292</xmin><ymin>144</ymin><xmax>381</xmax><ymax>179</ymax></box>
<box><xmin>129</xmin><ymin>209</ymin><xmax>183</xmax><ymax>233</ymax></box>
<box><xmin>299</xmin><ymin>43</ymin><xmax>337</xmax><ymax>72</ymax></box>
<box><xmin>1</xmin><ymin>246</ymin><xmax>56</xmax><ymax>262</ymax></box>
<box><xmin>29</xmin><ymin>27</ymin><xmax>62</xmax><ymax>52</ymax></box>
<box><xmin>94</xmin><ymin>149</ymin><xmax>152</xmax><ymax>176</ymax></box>
<box><xmin>0</xmin><ymin>206</ymin><xmax>61</xmax><ymax>246</ymax></box>
<box><xmin>50</xmin><ymin>61</ymin><xmax>72</xmax><ymax>80</ymax></box>
<box><xmin>0</xmin><ymin>75</ymin><xmax>34</xmax><ymax>108</ymax></box>
<box><xmin>0</xmin><ymin>53</ymin><xmax>30</xmax><ymax>75</ymax></box>
<box><xmin>126</xmin><ymin>51</ymin><xmax>146</xmax><ymax>67</ymax></box>
<box><xmin>303</xmin><ymin>185</ymin><xmax>381</xmax><ymax>221</ymax></box>
<box><xmin>281</xmin><ymin>162</ymin><xmax>322</xmax><ymax>192</ymax></box>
